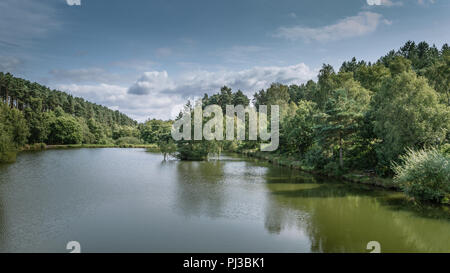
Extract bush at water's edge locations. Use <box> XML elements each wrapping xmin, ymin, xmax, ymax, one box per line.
<box><xmin>393</xmin><ymin>148</ymin><xmax>450</xmax><ymax>204</ymax></box>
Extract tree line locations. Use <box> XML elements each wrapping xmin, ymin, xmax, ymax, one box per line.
<box><xmin>154</xmin><ymin>41</ymin><xmax>449</xmax><ymax>203</ymax></box>
<box><xmin>0</xmin><ymin>72</ymin><xmax>138</xmax><ymax>162</ymax></box>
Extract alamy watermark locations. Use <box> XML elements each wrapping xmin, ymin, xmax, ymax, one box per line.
<box><xmin>171</xmin><ymin>103</ymin><xmax>279</xmax><ymax>152</ymax></box>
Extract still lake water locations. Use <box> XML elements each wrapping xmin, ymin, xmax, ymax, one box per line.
<box><xmin>0</xmin><ymin>148</ymin><xmax>448</xmax><ymax>253</ymax></box>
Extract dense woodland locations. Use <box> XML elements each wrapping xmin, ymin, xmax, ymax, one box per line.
<box><xmin>0</xmin><ymin>72</ymin><xmax>138</xmax><ymax>162</ymax></box>
<box><xmin>1</xmin><ymin>41</ymin><xmax>449</xmax><ymax>203</ymax></box>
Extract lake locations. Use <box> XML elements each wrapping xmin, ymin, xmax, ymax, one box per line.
<box><xmin>0</xmin><ymin>148</ymin><xmax>448</xmax><ymax>253</ymax></box>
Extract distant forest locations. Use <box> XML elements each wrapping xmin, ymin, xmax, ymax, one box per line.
<box><xmin>0</xmin><ymin>72</ymin><xmax>139</xmax><ymax>162</ymax></box>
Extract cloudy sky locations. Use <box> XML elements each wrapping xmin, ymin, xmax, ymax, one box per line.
<box><xmin>0</xmin><ymin>0</ymin><xmax>448</xmax><ymax>121</ymax></box>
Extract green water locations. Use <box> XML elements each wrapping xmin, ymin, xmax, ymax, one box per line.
<box><xmin>0</xmin><ymin>149</ymin><xmax>448</xmax><ymax>253</ymax></box>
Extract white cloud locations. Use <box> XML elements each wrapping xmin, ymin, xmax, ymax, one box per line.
<box><xmin>56</xmin><ymin>63</ymin><xmax>316</xmax><ymax>121</ymax></box>
<box><xmin>128</xmin><ymin>63</ymin><xmax>316</xmax><ymax>99</ymax></box>
<box><xmin>57</xmin><ymin>83</ymin><xmax>127</xmax><ymax>105</ymax></box>
<box><xmin>275</xmin><ymin>12</ymin><xmax>389</xmax><ymax>42</ymax></box>
<box><xmin>368</xmin><ymin>0</ymin><xmax>435</xmax><ymax>6</ymax></box>
<box><xmin>57</xmin><ymin>82</ymin><xmax>185</xmax><ymax>122</ymax></box>
<box><xmin>66</xmin><ymin>0</ymin><xmax>81</xmax><ymax>6</ymax></box>
<box><xmin>128</xmin><ymin>71</ymin><xmax>176</xmax><ymax>95</ymax></box>
<box><xmin>366</xmin><ymin>0</ymin><xmax>404</xmax><ymax>7</ymax></box>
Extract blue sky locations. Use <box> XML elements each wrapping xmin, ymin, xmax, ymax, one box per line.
<box><xmin>0</xmin><ymin>0</ymin><xmax>448</xmax><ymax>121</ymax></box>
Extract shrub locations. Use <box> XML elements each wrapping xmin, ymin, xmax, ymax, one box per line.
<box><xmin>32</xmin><ymin>143</ymin><xmax>46</xmax><ymax>150</ymax></box>
<box><xmin>303</xmin><ymin>144</ymin><xmax>330</xmax><ymax>170</ymax></box>
<box><xmin>158</xmin><ymin>140</ymin><xmax>177</xmax><ymax>160</ymax></box>
<box><xmin>175</xmin><ymin>141</ymin><xmax>209</xmax><ymax>161</ymax></box>
<box><xmin>115</xmin><ymin>136</ymin><xmax>142</xmax><ymax>145</ymax></box>
<box><xmin>98</xmin><ymin>138</ymin><xmax>115</xmax><ymax>145</ymax></box>
<box><xmin>324</xmin><ymin>161</ymin><xmax>347</xmax><ymax>177</ymax></box>
<box><xmin>393</xmin><ymin>148</ymin><xmax>450</xmax><ymax>204</ymax></box>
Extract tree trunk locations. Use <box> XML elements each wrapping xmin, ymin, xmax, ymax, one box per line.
<box><xmin>339</xmin><ymin>134</ymin><xmax>343</xmax><ymax>168</ymax></box>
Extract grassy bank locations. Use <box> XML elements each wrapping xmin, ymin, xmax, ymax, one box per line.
<box><xmin>20</xmin><ymin>143</ymin><xmax>160</xmax><ymax>151</ymax></box>
<box><xmin>241</xmin><ymin>150</ymin><xmax>397</xmax><ymax>190</ymax></box>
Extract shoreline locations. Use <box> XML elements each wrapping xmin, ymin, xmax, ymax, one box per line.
<box><xmin>240</xmin><ymin>150</ymin><xmax>398</xmax><ymax>191</ymax></box>
<box><xmin>20</xmin><ymin>143</ymin><xmax>160</xmax><ymax>151</ymax></box>
<box><xmin>19</xmin><ymin>145</ymin><xmax>397</xmax><ymax>190</ymax></box>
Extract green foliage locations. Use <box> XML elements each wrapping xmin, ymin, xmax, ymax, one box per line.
<box><xmin>0</xmin><ymin>124</ymin><xmax>17</xmax><ymax>163</ymax></box>
<box><xmin>115</xmin><ymin>137</ymin><xmax>143</xmax><ymax>145</ymax></box>
<box><xmin>158</xmin><ymin>139</ymin><xmax>177</xmax><ymax>160</ymax></box>
<box><xmin>441</xmin><ymin>144</ymin><xmax>450</xmax><ymax>155</ymax></box>
<box><xmin>372</xmin><ymin>70</ymin><xmax>449</xmax><ymax>174</ymax></box>
<box><xmin>112</xmin><ymin>125</ymin><xmax>139</xmax><ymax>140</ymax></box>
<box><xmin>24</xmin><ymin>106</ymin><xmax>50</xmax><ymax>143</ymax></box>
<box><xmin>281</xmin><ymin>100</ymin><xmax>317</xmax><ymax>155</ymax></box>
<box><xmin>202</xmin><ymin>86</ymin><xmax>250</xmax><ymax>111</ymax></box>
<box><xmin>0</xmin><ymin>103</ymin><xmax>29</xmax><ymax>147</ymax></box>
<box><xmin>98</xmin><ymin>137</ymin><xmax>115</xmax><ymax>145</ymax></box>
<box><xmin>139</xmin><ymin>118</ymin><xmax>177</xmax><ymax>160</ymax></box>
<box><xmin>425</xmin><ymin>51</ymin><xmax>450</xmax><ymax>105</ymax></box>
<box><xmin>253</xmin><ymin>83</ymin><xmax>290</xmax><ymax>109</ymax></box>
<box><xmin>303</xmin><ymin>144</ymin><xmax>330</xmax><ymax>170</ymax></box>
<box><xmin>393</xmin><ymin>148</ymin><xmax>450</xmax><ymax>204</ymax></box>
<box><xmin>172</xmin><ymin>105</ymin><xmax>214</xmax><ymax>161</ymax></box>
<box><xmin>176</xmin><ymin>141</ymin><xmax>210</xmax><ymax>160</ymax></box>
<box><xmin>0</xmin><ymin>72</ymin><xmax>137</xmax><ymax>147</ymax></box>
<box><xmin>174</xmin><ymin>88</ymin><xmax>254</xmax><ymax>160</ymax></box>
<box><xmin>388</xmin><ymin>56</ymin><xmax>412</xmax><ymax>76</ymax></box>
<box><xmin>324</xmin><ymin>161</ymin><xmax>346</xmax><ymax>177</ymax></box>
<box><xmin>232</xmin><ymin>90</ymin><xmax>250</xmax><ymax>106</ymax></box>
<box><xmin>0</xmin><ymin>103</ymin><xmax>29</xmax><ymax>163</ymax></box>
<box><xmin>315</xmin><ymin>64</ymin><xmax>338</xmax><ymax>108</ymax></box>
<box><xmin>355</xmin><ymin>63</ymin><xmax>390</xmax><ymax>92</ymax></box>
<box><xmin>288</xmin><ymin>80</ymin><xmax>317</xmax><ymax>103</ymax></box>
<box><xmin>139</xmin><ymin>119</ymin><xmax>172</xmax><ymax>144</ymax></box>
<box><xmin>87</xmin><ymin>118</ymin><xmax>105</xmax><ymax>143</ymax></box>
<box><xmin>47</xmin><ymin>115</ymin><xmax>83</xmax><ymax>145</ymax></box>
<box><xmin>315</xmin><ymin>80</ymin><xmax>371</xmax><ymax>168</ymax></box>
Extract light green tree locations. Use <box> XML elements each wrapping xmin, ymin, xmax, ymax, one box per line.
<box><xmin>373</xmin><ymin>69</ymin><xmax>450</xmax><ymax>172</ymax></box>
<box><xmin>47</xmin><ymin>115</ymin><xmax>83</xmax><ymax>144</ymax></box>
<box><xmin>281</xmin><ymin>100</ymin><xmax>317</xmax><ymax>155</ymax></box>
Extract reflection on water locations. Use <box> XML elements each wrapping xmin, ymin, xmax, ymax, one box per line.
<box><xmin>0</xmin><ymin>149</ymin><xmax>448</xmax><ymax>252</ymax></box>
<box><xmin>174</xmin><ymin>161</ymin><xmax>227</xmax><ymax>218</ymax></box>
